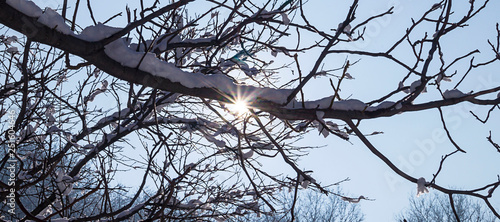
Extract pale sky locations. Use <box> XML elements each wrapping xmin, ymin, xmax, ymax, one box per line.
<box><xmin>293</xmin><ymin>1</ymin><xmax>500</xmax><ymax>221</ymax></box>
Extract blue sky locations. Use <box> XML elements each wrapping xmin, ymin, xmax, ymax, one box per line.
<box><xmin>26</xmin><ymin>0</ymin><xmax>500</xmax><ymax>221</ymax></box>
<box><xmin>293</xmin><ymin>1</ymin><xmax>500</xmax><ymax>220</ymax></box>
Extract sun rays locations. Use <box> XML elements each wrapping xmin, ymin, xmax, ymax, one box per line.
<box><xmin>226</xmin><ymin>99</ymin><xmax>249</xmax><ymax>116</ymax></box>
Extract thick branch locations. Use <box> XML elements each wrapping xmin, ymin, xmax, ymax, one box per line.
<box><xmin>1</xmin><ymin>2</ymin><xmax>499</xmax><ymax>123</ymax></box>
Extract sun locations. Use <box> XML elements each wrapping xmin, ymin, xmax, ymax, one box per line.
<box><xmin>226</xmin><ymin>99</ymin><xmax>249</xmax><ymax>116</ymax></box>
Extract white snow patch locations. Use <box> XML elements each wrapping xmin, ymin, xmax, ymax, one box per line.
<box><xmin>366</xmin><ymin>101</ymin><xmax>395</xmax><ymax>111</ymax></box>
<box><xmin>398</xmin><ymin>81</ymin><xmax>405</xmax><ymax>89</ymax></box>
<box><xmin>6</xmin><ymin>47</ymin><xmax>19</xmax><ymax>54</ymax></box>
<box><xmin>318</xmin><ymin>125</ymin><xmax>329</xmax><ymax>138</ymax></box>
<box><xmin>271</xmin><ymin>50</ymin><xmax>278</xmax><ymax>57</ymax></box>
<box><xmin>331</xmin><ymin>99</ymin><xmax>366</xmax><ymax>110</ymax></box>
<box><xmin>416</xmin><ymin>177</ymin><xmax>429</xmax><ymax>197</ymax></box>
<box><xmin>178</xmin><ymin>36</ymin><xmax>215</xmax><ymax>44</ymax></box>
<box><xmin>315</xmin><ymin>111</ymin><xmax>325</xmax><ymax>120</ymax></box>
<box><xmin>204</xmin><ymin>134</ymin><xmax>226</xmax><ymax>148</ymax></box>
<box><xmin>97</xmin><ymin>108</ymin><xmax>131</xmax><ymax>125</ymax></box>
<box><xmin>242</xmin><ymin>150</ymin><xmax>254</xmax><ymax>159</ymax></box>
<box><xmin>409</xmin><ymin>80</ymin><xmax>426</xmax><ymax>93</ymax></box>
<box><xmin>184</xmin><ymin>163</ymin><xmax>196</xmax><ymax>171</ymax></box>
<box><xmin>443</xmin><ymin>89</ymin><xmax>466</xmax><ymax>99</ymax></box>
<box><xmin>301</xmin><ymin>180</ymin><xmax>310</xmax><ymax>189</ymax></box>
<box><xmin>51</xmin><ymin>218</ymin><xmax>69</xmax><ymax>222</ymax></box>
<box><xmin>280</xmin><ymin>12</ymin><xmax>290</xmax><ymax>25</ymax></box>
<box><xmin>314</xmin><ymin>111</ymin><xmax>329</xmax><ymax>137</ymax></box>
<box><xmin>254</xmin><ymin>9</ymin><xmax>275</xmax><ymax>19</ymax></box>
<box><xmin>37</xmin><ymin>8</ymin><xmax>73</xmax><ymax>35</ymax></box>
<box><xmin>436</xmin><ymin>73</ymin><xmax>452</xmax><ymax>84</ymax></box>
<box><xmin>77</xmin><ymin>23</ymin><xmax>121</xmax><ymax>42</ymax></box>
<box><xmin>344</xmin><ymin>72</ymin><xmax>354</xmax><ymax>79</ymax></box>
<box><xmin>46</xmin><ymin>125</ymin><xmax>62</xmax><ymax>133</ymax></box>
<box><xmin>102</xmin><ymin>37</ymin><xmax>292</xmax><ymax>103</ymax></box>
<box><xmin>55</xmin><ymin>171</ymin><xmax>73</xmax><ymax>196</ymax></box>
<box><xmin>4</xmin><ymin>36</ymin><xmax>18</xmax><ymax>45</ymax></box>
<box><xmin>326</xmin><ymin>121</ymin><xmax>339</xmax><ymax>131</ymax></box>
<box><xmin>18</xmin><ymin>170</ymin><xmax>31</xmax><ymax>180</ymax></box>
<box><xmin>252</xmin><ymin>142</ymin><xmax>273</xmax><ymax>149</ymax></box>
<box><xmin>287</xmin><ymin>97</ymin><xmax>366</xmax><ymax>110</ymax></box>
<box><xmin>116</xmin><ymin>203</ymin><xmax>144</xmax><ymax>218</ymax></box>
<box><xmin>343</xmin><ymin>24</ymin><xmax>352</xmax><ymax>33</ymax></box>
<box><xmin>6</xmin><ymin>0</ymin><xmax>43</xmax><ymax>17</ymax></box>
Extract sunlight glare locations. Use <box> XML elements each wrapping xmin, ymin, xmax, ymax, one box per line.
<box><xmin>227</xmin><ymin>100</ymin><xmax>249</xmax><ymax>116</ymax></box>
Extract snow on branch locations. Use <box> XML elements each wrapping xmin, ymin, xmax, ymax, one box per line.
<box><xmin>5</xmin><ymin>0</ymin><xmax>293</xmax><ymax>104</ymax></box>
<box><xmin>417</xmin><ymin>177</ymin><xmax>429</xmax><ymax>197</ymax></box>
<box><xmin>3</xmin><ymin>0</ymin><xmax>499</xmax><ymax>124</ymax></box>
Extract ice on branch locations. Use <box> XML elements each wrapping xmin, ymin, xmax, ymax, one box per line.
<box><xmin>301</xmin><ymin>180</ymin><xmax>310</xmax><ymax>189</ymax></box>
<box><xmin>416</xmin><ymin>177</ymin><xmax>429</xmax><ymax>197</ymax></box>
<box><xmin>37</xmin><ymin>205</ymin><xmax>53</xmax><ymax>218</ymax></box>
<box><xmin>229</xmin><ymin>59</ymin><xmax>259</xmax><ymax>77</ymax></box>
<box><xmin>18</xmin><ymin>170</ymin><xmax>31</xmax><ymax>180</ymax></box>
<box><xmin>20</xmin><ymin>123</ymin><xmax>37</xmax><ymax>141</ymax></box>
